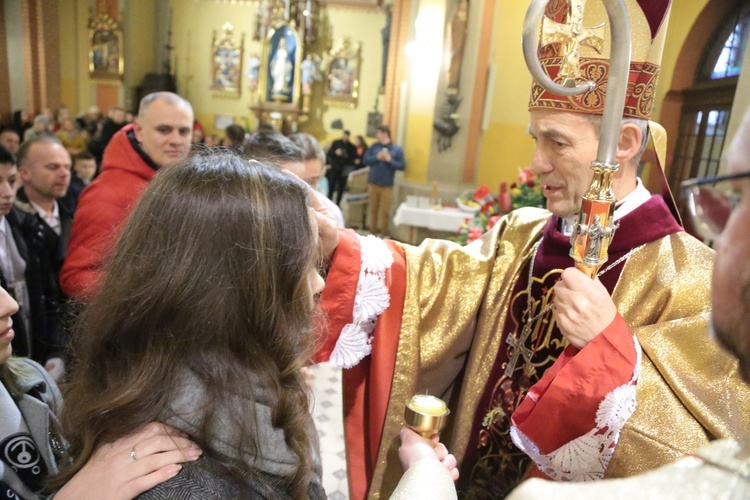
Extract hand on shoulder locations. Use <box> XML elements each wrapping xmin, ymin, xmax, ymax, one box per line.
<box><xmin>55</xmin><ymin>422</ymin><xmax>202</xmax><ymax>500</ymax></box>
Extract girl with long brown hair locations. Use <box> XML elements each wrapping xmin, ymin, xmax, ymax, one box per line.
<box><xmin>56</xmin><ymin>152</ymin><xmax>326</xmax><ymax>498</ymax></box>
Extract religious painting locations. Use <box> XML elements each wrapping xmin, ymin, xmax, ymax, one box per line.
<box><xmin>324</xmin><ymin>38</ymin><xmax>361</xmax><ymax>108</ymax></box>
<box><xmin>318</xmin><ymin>0</ymin><xmax>383</xmax><ymax>8</ymax></box>
<box><xmin>88</xmin><ymin>11</ymin><xmax>123</xmax><ymax>80</ymax></box>
<box><xmin>259</xmin><ymin>23</ymin><xmax>302</xmax><ymax>105</ymax></box>
<box><xmin>210</xmin><ymin>23</ymin><xmax>245</xmax><ymax>97</ymax></box>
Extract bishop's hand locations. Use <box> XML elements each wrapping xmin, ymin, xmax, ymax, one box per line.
<box><xmin>308</xmin><ymin>186</ymin><xmax>339</xmax><ymax>260</ymax></box>
<box><xmin>554</xmin><ymin>267</ymin><xmax>617</xmax><ymax>349</ymax></box>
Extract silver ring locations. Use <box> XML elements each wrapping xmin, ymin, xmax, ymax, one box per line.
<box><xmin>130</xmin><ymin>448</ymin><xmax>137</xmax><ymax>461</ymax></box>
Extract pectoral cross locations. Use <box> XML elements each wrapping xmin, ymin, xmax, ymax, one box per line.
<box><xmin>505</xmin><ymin>324</ymin><xmax>534</xmax><ymax>377</ymax></box>
<box><xmin>540</xmin><ymin>0</ymin><xmax>605</xmax><ymax>87</ymax></box>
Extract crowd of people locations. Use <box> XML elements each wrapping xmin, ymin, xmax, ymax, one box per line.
<box><xmin>0</xmin><ymin>90</ymin><xmax>455</xmax><ymax>498</ymax></box>
<box><xmin>0</xmin><ymin>94</ymin><xmax>405</xmax><ymax>385</ymax></box>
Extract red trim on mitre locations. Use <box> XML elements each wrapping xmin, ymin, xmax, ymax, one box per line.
<box><xmin>529</xmin><ymin>59</ymin><xmax>660</xmax><ymax>119</ymax></box>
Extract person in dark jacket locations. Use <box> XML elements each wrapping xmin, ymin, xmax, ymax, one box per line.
<box><xmin>11</xmin><ymin>136</ymin><xmax>73</xmax><ymax>381</ymax></box>
<box><xmin>60</xmin><ymin>151</ymin><xmax>97</xmax><ymax>213</ymax></box>
<box><xmin>326</xmin><ymin>129</ymin><xmax>358</xmax><ymax>205</ymax></box>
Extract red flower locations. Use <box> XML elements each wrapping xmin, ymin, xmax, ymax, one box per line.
<box><xmin>473</xmin><ymin>185</ymin><xmax>491</xmax><ymax>201</ymax></box>
<box><xmin>487</xmin><ymin>214</ymin><xmax>501</xmax><ymax>230</ymax></box>
<box><xmin>526</xmin><ymin>179</ymin><xmax>536</xmax><ymax>187</ymax></box>
<box><xmin>518</xmin><ymin>169</ymin><xmax>535</xmax><ymax>183</ymax></box>
<box><xmin>467</xmin><ymin>226</ymin><xmax>483</xmax><ymax>243</ymax></box>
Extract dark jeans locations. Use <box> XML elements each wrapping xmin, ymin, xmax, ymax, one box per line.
<box><xmin>327</xmin><ymin>166</ymin><xmax>350</xmax><ymax>205</ymax></box>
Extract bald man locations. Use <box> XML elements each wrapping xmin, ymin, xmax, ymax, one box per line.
<box><xmin>60</xmin><ymin>92</ymin><xmax>194</xmax><ymax>301</ymax></box>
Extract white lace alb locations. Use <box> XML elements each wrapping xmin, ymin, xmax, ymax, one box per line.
<box><xmin>329</xmin><ymin>235</ymin><xmax>394</xmax><ymax>369</ymax></box>
<box><xmin>510</xmin><ymin>334</ymin><xmax>642</xmax><ymax>481</ymax></box>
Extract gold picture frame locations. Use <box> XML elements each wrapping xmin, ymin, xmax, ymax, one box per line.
<box><xmin>319</xmin><ymin>0</ymin><xmax>383</xmax><ymax>9</ymax></box>
<box><xmin>88</xmin><ymin>11</ymin><xmax>124</xmax><ymax>80</ymax></box>
<box><xmin>210</xmin><ymin>23</ymin><xmax>245</xmax><ymax>97</ymax></box>
<box><xmin>259</xmin><ymin>22</ymin><xmax>303</xmax><ymax>105</ymax></box>
<box><xmin>324</xmin><ymin>38</ymin><xmax>361</xmax><ymax>108</ymax></box>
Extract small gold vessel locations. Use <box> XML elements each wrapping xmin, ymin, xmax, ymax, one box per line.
<box><xmin>404</xmin><ymin>394</ymin><xmax>450</xmax><ymax>439</ymax></box>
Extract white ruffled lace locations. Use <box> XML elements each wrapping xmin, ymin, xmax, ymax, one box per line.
<box><xmin>329</xmin><ymin>235</ymin><xmax>394</xmax><ymax>369</ymax></box>
<box><xmin>510</xmin><ymin>335</ymin><xmax>642</xmax><ymax>481</ymax></box>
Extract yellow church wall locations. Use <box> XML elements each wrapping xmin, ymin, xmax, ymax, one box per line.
<box><xmin>402</xmin><ymin>0</ymin><xmax>446</xmax><ymax>184</ymax></box>
<box><xmin>58</xmin><ymin>0</ymin><xmax>95</xmax><ymax>116</ymax></box>
<box><xmin>655</xmin><ymin>0</ymin><xmax>711</xmax><ymax>116</ymax></box>
<box><xmin>58</xmin><ymin>0</ymin><xmax>79</xmax><ymax>113</ymax></box>
<box><xmin>122</xmin><ymin>0</ymin><xmax>158</xmax><ymax>111</ymax></box>
<box><xmin>311</xmin><ymin>7</ymin><xmax>388</xmax><ymax>145</ymax></box>
<box><xmin>475</xmin><ymin>1</ymin><xmax>534</xmax><ymax>189</ymax></box>
<box><xmin>403</xmin><ymin>114</ymin><xmax>435</xmax><ymax>183</ymax></box>
<box><xmin>169</xmin><ymin>0</ymin><xmax>258</xmax><ymax>135</ymax></box>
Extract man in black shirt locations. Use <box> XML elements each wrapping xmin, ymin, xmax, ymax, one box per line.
<box><xmin>326</xmin><ymin>130</ymin><xmax>357</xmax><ymax>205</ymax></box>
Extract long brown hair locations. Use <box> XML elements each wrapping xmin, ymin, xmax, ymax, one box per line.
<box><xmin>55</xmin><ymin>151</ymin><xmax>319</xmax><ymax>497</ymax></box>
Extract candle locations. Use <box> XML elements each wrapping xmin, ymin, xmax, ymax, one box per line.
<box><xmin>405</xmin><ymin>394</ymin><xmax>450</xmax><ymax>438</ymax></box>
<box><xmin>431</xmin><ymin>181</ymin><xmax>438</xmax><ymax>200</ymax></box>
<box><xmin>408</xmin><ymin>394</ymin><xmax>447</xmax><ymax>416</ymax></box>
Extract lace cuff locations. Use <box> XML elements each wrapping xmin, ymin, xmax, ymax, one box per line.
<box><xmin>329</xmin><ymin>235</ymin><xmax>394</xmax><ymax>369</ymax></box>
<box><xmin>510</xmin><ymin>335</ymin><xmax>642</xmax><ymax>481</ymax></box>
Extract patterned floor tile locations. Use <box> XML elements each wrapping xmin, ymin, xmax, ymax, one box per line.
<box><xmin>310</xmin><ymin>363</ymin><xmax>349</xmax><ymax>499</ymax></box>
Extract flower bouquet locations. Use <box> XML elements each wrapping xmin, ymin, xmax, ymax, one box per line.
<box><xmin>450</xmin><ymin>169</ymin><xmax>545</xmax><ymax>245</ymax></box>
<box><xmin>509</xmin><ymin>168</ymin><xmax>545</xmax><ymax>210</ymax></box>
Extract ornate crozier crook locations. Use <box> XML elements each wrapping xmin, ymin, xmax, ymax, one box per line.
<box><xmin>522</xmin><ymin>0</ymin><xmax>632</xmax><ymax>278</ymax></box>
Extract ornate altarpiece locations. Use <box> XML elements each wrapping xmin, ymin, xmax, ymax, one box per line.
<box><xmin>250</xmin><ymin>0</ymin><xmax>321</xmax><ymax>133</ymax></box>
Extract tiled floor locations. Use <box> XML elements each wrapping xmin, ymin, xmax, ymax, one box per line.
<box><xmin>310</xmin><ymin>362</ymin><xmax>350</xmax><ymax>499</ymax></box>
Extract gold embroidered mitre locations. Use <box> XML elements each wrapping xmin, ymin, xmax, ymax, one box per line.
<box><xmin>529</xmin><ymin>0</ymin><xmax>671</xmax><ymax>120</ymax></box>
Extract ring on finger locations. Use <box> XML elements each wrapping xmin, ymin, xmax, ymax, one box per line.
<box><xmin>130</xmin><ymin>447</ymin><xmax>138</xmax><ymax>461</ymax></box>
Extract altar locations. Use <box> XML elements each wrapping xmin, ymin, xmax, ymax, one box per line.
<box><xmin>392</xmin><ymin>203</ymin><xmax>472</xmax><ymax>244</ymax></box>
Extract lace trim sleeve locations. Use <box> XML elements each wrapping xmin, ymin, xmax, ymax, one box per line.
<box><xmin>329</xmin><ymin>235</ymin><xmax>394</xmax><ymax>369</ymax></box>
<box><xmin>510</xmin><ymin>334</ymin><xmax>642</xmax><ymax>481</ymax></box>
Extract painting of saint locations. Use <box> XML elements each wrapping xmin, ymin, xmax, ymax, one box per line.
<box><xmin>327</xmin><ymin>58</ymin><xmax>356</xmax><ymax>97</ymax></box>
<box><xmin>91</xmin><ymin>29</ymin><xmax>122</xmax><ymax>78</ymax></box>
<box><xmin>213</xmin><ymin>47</ymin><xmax>241</xmax><ymax>90</ymax></box>
<box><xmin>210</xmin><ymin>25</ymin><xmax>244</xmax><ymax>97</ymax></box>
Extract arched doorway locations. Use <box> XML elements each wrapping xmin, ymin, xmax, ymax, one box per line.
<box><xmin>667</xmin><ymin>2</ymin><xmax>749</xmax><ymax>195</ymax></box>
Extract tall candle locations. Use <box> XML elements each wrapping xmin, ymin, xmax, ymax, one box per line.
<box><xmin>431</xmin><ymin>181</ymin><xmax>438</xmax><ymax>200</ymax></box>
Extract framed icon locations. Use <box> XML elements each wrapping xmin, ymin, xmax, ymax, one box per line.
<box><xmin>88</xmin><ymin>11</ymin><xmax>124</xmax><ymax>80</ymax></box>
<box><xmin>211</xmin><ymin>23</ymin><xmax>245</xmax><ymax>97</ymax></box>
<box><xmin>325</xmin><ymin>38</ymin><xmax>361</xmax><ymax>108</ymax></box>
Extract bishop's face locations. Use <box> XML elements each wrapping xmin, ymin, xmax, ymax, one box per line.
<box><xmin>711</xmin><ymin>115</ymin><xmax>750</xmax><ymax>383</ymax></box>
<box><xmin>528</xmin><ymin>110</ymin><xmax>601</xmax><ymax>218</ymax></box>
<box><xmin>527</xmin><ymin>110</ymin><xmax>641</xmax><ymax>219</ymax></box>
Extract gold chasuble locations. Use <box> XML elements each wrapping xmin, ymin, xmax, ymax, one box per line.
<box><xmin>319</xmin><ymin>200</ymin><xmax>750</xmax><ymax>499</ymax></box>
